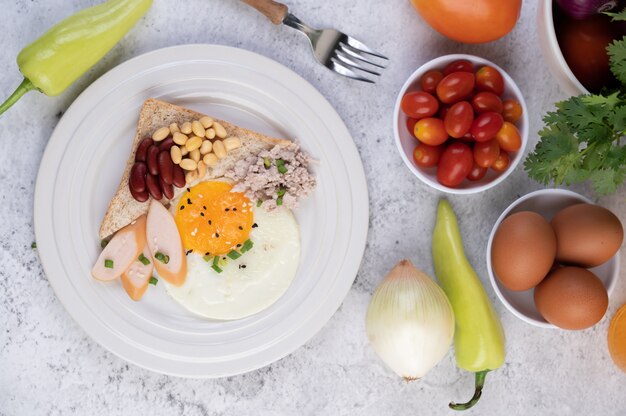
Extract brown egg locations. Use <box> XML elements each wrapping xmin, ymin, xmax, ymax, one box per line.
<box><xmin>551</xmin><ymin>203</ymin><xmax>623</xmax><ymax>268</ymax></box>
<box><xmin>534</xmin><ymin>267</ymin><xmax>608</xmax><ymax>330</ymax></box>
<box><xmin>491</xmin><ymin>211</ymin><xmax>557</xmax><ymax>291</ymax></box>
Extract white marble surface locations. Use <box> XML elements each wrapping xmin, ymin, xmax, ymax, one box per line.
<box><xmin>1</xmin><ymin>0</ymin><xmax>625</xmax><ymax>415</ymax></box>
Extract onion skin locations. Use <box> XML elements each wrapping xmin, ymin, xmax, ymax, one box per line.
<box><xmin>556</xmin><ymin>0</ymin><xmax>619</xmax><ymax>20</ymax></box>
<box><xmin>365</xmin><ymin>260</ymin><xmax>455</xmax><ymax>380</ymax></box>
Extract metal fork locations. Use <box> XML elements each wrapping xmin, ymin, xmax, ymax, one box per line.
<box><xmin>240</xmin><ymin>0</ymin><xmax>388</xmax><ymax>83</ymax></box>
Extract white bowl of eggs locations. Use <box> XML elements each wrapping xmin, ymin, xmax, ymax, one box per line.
<box><xmin>486</xmin><ymin>189</ymin><xmax>622</xmax><ymax>329</ymax></box>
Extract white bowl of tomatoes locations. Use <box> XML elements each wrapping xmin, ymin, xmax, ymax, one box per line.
<box><xmin>393</xmin><ymin>54</ymin><xmax>529</xmax><ymax>194</ymax></box>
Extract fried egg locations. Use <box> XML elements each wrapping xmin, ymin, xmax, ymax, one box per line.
<box><xmin>164</xmin><ymin>180</ymin><xmax>300</xmax><ymax>320</ymax></box>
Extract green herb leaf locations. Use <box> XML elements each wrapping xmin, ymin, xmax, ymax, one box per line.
<box><xmin>149</xmin><ymin>277</ymin><xmax>158</xmax><ymax>286</ymax></box>
<box><xmin>605</xmin><ymin>7</ymin><xmax>626</xmax><ymax>21</ymax></box>
<box><xmin>607</xmin><ymin>37</ymin><xmax>626</xmax><ymax>85</ymax></box>
<box><xmin>264</xmin><ymin>157</ymin><xmax>271</xmax><ymax>169</ymax></box>
<box><xmin>276</xmin><ymin>196</ymin><xmax>284</xmax><ymax>206</ymax></box>
<box><xmin>227</xmin><ymin>250</ymin><xmax>241</xmax><ymax>260</ymax></box>
<box><xmin>104</xmin><ymin>259</ymin><xmax>114</xmax><ymax>269</ymax></box>
<box><xmin>277</xmin><ymin>187</ymin><xmax>286</xmax><ymax>197</ymax></box>
<box><xmin>31</xmin><ymin>242</ymin><xmax>37</xmax><ymax>249</ymax></box>
<box><xmin>138</xmin><ymin>253</ymin><xmax>150</xmax><ymax>266</ymax></box>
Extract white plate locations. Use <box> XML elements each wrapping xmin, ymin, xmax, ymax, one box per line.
<box><xmin>34</xmin><ymin>45</ymin><xmax>368</xmax><ymax>377</ymax></box>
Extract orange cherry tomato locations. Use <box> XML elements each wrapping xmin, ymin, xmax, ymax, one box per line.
<box><xmin>470</xmin><ymin>112</ymin><xmax>504</xmax><ymax>142</ymax></box>
<box><xmin>502</xmin><ymin>99</ymin><xmax>523</xmax><ymax>123</ymax></box>
<box><xmin>491</xmin><ymin>150</ymin><xmax>510</xmax><ymax>172</ymax></box>
<box><xmin>409</xmin><ymin>0</ymin><xmax>522</xmax><ymax>44</ymax></box>
<box><xmin>443</xmin><ymin>59</ymin><xmax>474</xmax><ymax>76</ymax></box>
<box><xmin>420</xmin><ymin>70</ymin><xmax>444</xmax><ymax>94</ymax></box>
<box><xmin>473</xmin><ymin>139</ymin><xmax>500</xmax><ymax>168</ymax></box>
<box><xmin>437</xmin><ymin>142</ymin><xmax>473</xmax><ymax>187</ymax></box>
<box><xmin>413</xmin><ymin>143</ymin><xmax>445</xmax><ymax>168</ymax></box>
<box><xmin>467</xmin><ymin>162</ymin><xmax>488</xmax><ymax>181</ymax></box>
<box><xmin>444</xmin><ymin>101</ymin><xmax>473</xmax><ymax>138</ymax></box>
<box><xmin>475</xmin><ymin>66</ymin><xmax>505</xmax><ymax>96</ymax></box>
<box><xmin>495</xmin><ymin>121</ymin><xmax>522</xmax><ymax>152</ymax></box>
<box><xmin>401</xmin><ymin>91</ymin><xmax>439</xmax><ymax>119</ymax></box>
<box><xmin>436</xmin><ymin>72</ymin><xmax>475</xmax><ymax>104</ymax></box>
<box><xmin>414</xmin><ymin>117</ymin><xmax>448</xmax><ymax>146</ymax></box>
<box><xmin>472</xmin><ymin>92</ymin><xmax>503</xmax><ymax>114</ymax></box>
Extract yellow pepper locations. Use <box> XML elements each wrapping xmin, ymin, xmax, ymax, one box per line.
<box><xmin>432</xmin><ymin>199</ymin><xmax>506</xmax><ymax>411</ymax></box>
<box><xmin>0</xmin><ymin>0</ymin><xmax>152</xmax><ymax>116</ymax></box>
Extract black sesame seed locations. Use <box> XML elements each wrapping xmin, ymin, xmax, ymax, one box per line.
<box><xmin>238</xmin><ymin>226</ymin><xmax>243</xmax><ymax>230</ymax></box>
<box><xmin>252</xmin><ymin>223</ymin><xmax>258</xmax><ymax>228</ymax></box>
<box><xmin>187</xmin><ymin>198</ymin><xmax>192</xmax><ymax>205</ymax></box>
<box><xmin>200</xmin><ymin>212</ymin><xmax>205</xmax><ymax>217</ymax></box>
<box><xmin>236</xmin><ymin>244</ymin><xmax>241</xmax><ymax>248</ymax></box>
<box><xmin>242</xmin><ymin>265</ymin><xmax>247</xmax><ymax>269</ymax></box>
<box><xmin>233</xmin><ymin>207</ymin><xmax>237</xmax><ymax>211</ymax></box>
<box><xmin>186</xmin><ymin>188</ymin><xmax>191</xmax><ymax>193</ymax></box>
<box><xmin>216</xmin><ymin>233</ymin><xmax>220</xmax><ymax>237</ymax></box>
<box><xmin>208</xmin><ymin>220</ymin><xmax>212</xmax><ymax>225</ymax></box>
<box><xmin>225</xmin><ymin>208</ymin><xmax>230</xmax><ymax>212</ymax></box>
<box><xmin>223</xmin><ymin>257</ymin><xmax>227</xmax><ymax>260</ymax></box>
<box><xmin>186</xmin><ymin>250</ymin><xmax>192</xmax><ymax>255</ymax></box>
<box><xmin>180</xmin><ymin>206</ymin><xmax>185</xmax><ymax>211</ymax></box>
<box><xmin>203</xmin><ymin>205</ymin><xmax>207</xmax><ymax>210</ymax></box>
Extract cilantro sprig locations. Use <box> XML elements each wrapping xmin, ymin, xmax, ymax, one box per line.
<box><xmin>524</xmin><ymin>31</ymin><xmax>626</xmax><ymax>195</ymax></box>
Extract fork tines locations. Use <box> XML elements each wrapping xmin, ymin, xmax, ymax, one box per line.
<box><xmin>329</xmin><ymin>36</ymin><xmax>388</xmax><ymax>83</ymax></box>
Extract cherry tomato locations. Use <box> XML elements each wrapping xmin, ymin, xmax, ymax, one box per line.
<box><xmin>475</xmin><ymin>66</ymin><xmax>505</xmax><ymax>96</ymax></box>
<box><xmin>406</xmin><ymin>118</ymin><xmax>418</xmax><ymax>136</ymax></box>
<box><xmin>491</xmin><ymin>150</ymin><xmax>510</xmax><ymax>172</ymax></box>
<box><xmin>444</xmin><ymin>101</ymin><xmax>473</xmax><ymax>138</ymax></box>
<box><xmin>414</xmin><ymin>117</ymin><xmax>448</xmax><ymax>146</ymax></box>
<box><xmin>495</xmin><ymin>121</ymin><xmax>522</xmax><ymax>152</ymax></box>
<box><xmin>470</xmin><ymin>112</ymin><xmax>504</xmax><ymax>142</ymax></box>
<box><xmin>437</xmin><ymin>142</ymin><xmax>473</xmax><ymax>187</ymax></box>
<box><xmin>472</xmin><ymin>92</ymin><xmax>503</xmax><ymax>114</ymax></box>
<box><xmin>473</xmin><ymin>139</ymin><xmax>500</xmax><ymax>168</ymax></box>
<box><xmin>439</xmin><ymin>105</ymin><xmax>450</xmax><ymax>120</ymax></box>
<box><xmin>443</xmin><ymin>59</ymin><xmax>474</xmax><ymax>76</ymax></box>
<box><xmin>413</xmin><ymin>143</ymin><xmax>445</xmax><ymax>168</ymax></box>
<box><xmin>467</xmin><ymin>163</ymin><xmax>488</xmax><ymax>181</ymax></box>
<box><xmin>458</xmin><ymin>132</ymin><xmax>474</xmax><ymax>142</ymax></box>
<box><xmin>401</xmin><ymin>91</ymin><xmax>439</xmax><ymax>119</ymax></box>
<box><xmin>419</xmin><ymin>70</ymin><xmax>444</xmax><ymax>94</ymax></box>
<box><xmin>436</xmin><ymin>72</ymin><xmax>475</xmax><ymax>104</ymax></box>
<box><xmin>502</xmin><ymin>99</ymin><xmax>522</xmax><ymax>123</ymax></box>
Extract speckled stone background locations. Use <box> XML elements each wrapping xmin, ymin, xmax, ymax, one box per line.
<box><xmin>1</xmin><ymin>1</ymin><xmax>625</xmax><ymax>415</ymax></box>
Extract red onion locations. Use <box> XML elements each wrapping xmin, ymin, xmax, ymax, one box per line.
<box><xmin>556</xmin><ymin>0</ymin><xmax>620</xmax><ymax>20</ymax></box>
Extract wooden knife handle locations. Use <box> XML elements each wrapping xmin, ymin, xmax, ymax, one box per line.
<box><xmin>240</xmin><ymin>0</ymin><xmax>289</xmax><ymax>25</ymax></box>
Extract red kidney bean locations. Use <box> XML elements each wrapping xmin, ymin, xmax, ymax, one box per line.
<box><xmin>146</xmin><ymin>174</ymin><xmax>162</xmax><ymax>200</ymax></box>
<box><xmin>130</xmin><ymin>186</ymin><xmax>149</xmax><ymax>202</ymax></box>
<box><xmin>172</xmin><ymin>165</ymin><xmax>186</xmax><ymax>188</ymax></box>
<box><xmin>146</xmin><ymin>145</ymin><xmax>160</xmax><ymax>176</ymax></box>
<box><xmin>159</xmin><ymin>175</ymin><xmax>174</xmax><ymax>199</ymax></box>
<box><xmin>129</xmin><ymin>162</ymin><xmax>147</xmax><ymax>193</ymax></box>
<box><xmin>158</xmin><ymin>151</ymin><xmax>174</xmax><ymax>185</ymax></box>
<box><xmin>158</xmin><ymin>137</ymin><xmax>175</xmax><ymax>152</ymax></box>
<box><xmin>135</xmin><ymin>138</ymin><xmax>154</xmax><ymax>163</ymax></box>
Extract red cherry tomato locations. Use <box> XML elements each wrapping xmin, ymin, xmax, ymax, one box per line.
<box><xmin>406</xmin><ymin>118</ymin><xmax>418</xmax><ymax>136</ymax></box>
<box><xmin>401</xmin><ymin>91</ymin><xmax>439</xmax><ymax>119</ymax></box>
<box><xmin>492</xmin><ymin>150</ymin><xmax>510</xmax><ymax>172</ymax></box>
<box><xmin>419</xmin><ymin>70</ymin><xmax>444</xmax><ymax>94</ymax></box>
<box><xmin>495</xmin><ymin>121</ymin><xmax>522</xmax><ymax>151</ymax></box>
<box><xmin>473</xmin><ymin>139</ymin><xmax>500</xmax><ymax>168</ymax></box>
<box><xmin>502</xmin><ymin>99</ymin><xmax>523</xmax><ymax>123</ymax></box>
<box><xmin>437</xmin><ymin>142</ymin><xmax>473</xmax><ymax>187</ymax></box>
<box><xmin>467</xmin><ymin>163</ymin><xmax>488</xmax><ymax>181</ymax></box>
<box><xmin>439</xmin><ymin>105</ymin><xmax>450</xmax><ymax>120</ymax></box>
<box><xmin>475</xmin><ymin>66</ymin><xmax>505</xmax><ymax>96</ymax></box>
<box><xmin>470</xmin><ymin>112</ymin><xmax>504</xmax><ymax>142</ymax></box>
<box><xmin>472</xmin><ymin>92</ymin><xmax>503</xmax><ymax>114</ymax></box>
<box><xmin>458</xmin><ymin>132</ymin><xmax>474</xmax><ymax>142</ymax></box>
<box><xmin>444</xmin><ymin>101</ymin><xmax>474</xmax><ymax>138</ymax></box>
<box><xmin>414</xmin><ymin>117</ymin><xmax>448</xmax><ymax>146</ymax></box>
<box><xmin>436</xmin><ymin>72</ymin><xmax>475</xmax><ymax>104</ymax></box>
<box><xmin>443</xmin><ymin>59</ymin><xmax>474</xmax><ymax>76</ymax></box>
<box><xmin>413</xmin><ymin>143</ymin><xmax>445</xmax><ymax>168</ymax></box>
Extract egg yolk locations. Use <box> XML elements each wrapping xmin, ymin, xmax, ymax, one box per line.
<box><xmin>175</xmin><ymin>181</ymin><xmax>254</xmax><ymax>256</ymax></box>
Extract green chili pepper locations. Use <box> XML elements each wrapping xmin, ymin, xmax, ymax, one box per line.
<box><xmin>432</xmin><ymin>199</ymin><xmax>506</xmax><ymax>411</ymax></box>
<box><xmin>0</xmin><ymin>0</ymin><xmax>152</xmax><ymax>116</ymax></box>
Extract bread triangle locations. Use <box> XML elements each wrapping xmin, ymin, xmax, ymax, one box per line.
<box><xmin>99</xmin><ymin>98</ymin><xmax>291</xmax><ymax>239</ymax></box>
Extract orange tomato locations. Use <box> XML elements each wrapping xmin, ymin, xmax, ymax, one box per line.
<box><xmin>410</xmin><ymin>0</ymin><xmax>522</xmax><ymax>44</ymax></box>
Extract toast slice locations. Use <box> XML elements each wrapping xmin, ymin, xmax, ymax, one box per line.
<box><xmin>99</xmin><ymin>98</ymin><xmax>291</xmax><ymax>239</ymax></box>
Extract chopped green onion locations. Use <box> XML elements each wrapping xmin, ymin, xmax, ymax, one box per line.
<box><xmin>155</xmin><ymin>252</ymin><xmax>169</xmax><ymax>264</ymax></box>
<box><xmin>276</xmin><ymin>159</ymin><xmax>288</xmax><ymax>174</ymax></box>
<box><xmin>211</xmin><ymin>264</ymin><xmax>223</xmax><ymax>273</ymax></box>
<box><xmin>203</xmin><ymin>254</ymin><xmax>212</xmax><ymax>262</ymax></box>
<box><xmin>264</xmin><ymin>157</ymin><xmax>271</xmax><ymax>169</ymax></box>
<box><xmin>100</xmin><ymin>239</ymin><xmax>108</xmax><ymax>249</ymax></box>
<box><xmin>240</xmin><ymin>239</ymin><xmax>254</xmax><ymax>253</ymax></box>
<box><xmin>227</xmin><ymin>250</ymin><xmax>241</xmax><ymax>260</ymax></box>
<box><xmin>212</xmin><ymin>255</ymin><xmax>223</xmax><ymax>273</ymax></box>
<box><xmin>149</xmin><ymin>277</ymin><xmax>158</xmax><ymax>286</ymax></box>
<box><xmin>277</xmin><ymin>188</ymin><xmax>286</xmax><ymax>197</ymax></box>
<box><xmin>138</xmin><ymin>253</ymin><xmax>150</xmax><ymax>265</ymax></box>
<box><xmin>31</xmin><ymin>242</ymin><xmax>37</xmax><ymax>249</ymax></box>
<box><xmin>257</xmin><ymin>199</ymin><xmax>262</xmax><ymax>207</ymax></box>
<box><xmin>276</xmin><ymin>196</ymin><xmax>283</xmax><ymax>206</ymax></box>
<box><xmin>104</xmin><ymin>259</ymin><xmax>114</xmax><ymax>269</ymax></box>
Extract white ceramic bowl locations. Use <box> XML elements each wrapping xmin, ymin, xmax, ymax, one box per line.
<box><xmin>537</xmin><ymin>0</ymin><xmax>588</xmax><ymax>95</ymax></box>
<box><xmin>486</xmin><ymin>189</ymin><xmax>620</xmax><ymax>328</ymax></box>
<box><xmin>393</xmin><ymin>54</ymin><xmax>529</xmax><ymax>194</ymax></box>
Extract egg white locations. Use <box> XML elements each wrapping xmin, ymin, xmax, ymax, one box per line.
<box><xmin>163</xmin><ymin>205</ymin><xmax>300</xmax><ymax>320</ymax></box>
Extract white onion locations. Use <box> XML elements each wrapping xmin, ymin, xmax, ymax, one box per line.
<box><xmin>366</xmin><ymin>260</ymin><xmax>455</xmax><ymax>381</ymax></box>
